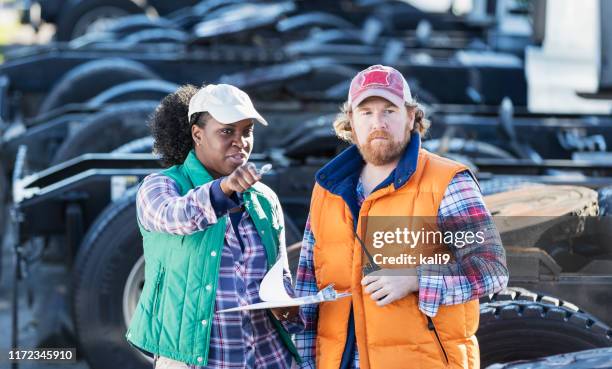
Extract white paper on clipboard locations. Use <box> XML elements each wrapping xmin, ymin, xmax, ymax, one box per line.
<box><xmin>216</xmin><ymin>258</ymin><xmax>351</xmax><ymax>313</ymax></box>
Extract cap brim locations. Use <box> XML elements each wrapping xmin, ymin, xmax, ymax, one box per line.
<box><xmin>207</xmin><ymin>104</ymin><xmax>268</xmax><ymax>126</ymax></box>
<box><xmin>351</xmin><ymin>89</ymin><xmax>405</xmax><ymax>110</ymax></box>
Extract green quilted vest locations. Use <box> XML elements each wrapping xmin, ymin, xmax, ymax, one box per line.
<box><xmin>126</xmin><ymin>150</ymin><xmax>300</xmax><ymax>366</ymax></box>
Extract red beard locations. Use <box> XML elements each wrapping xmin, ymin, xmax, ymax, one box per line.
<box><xmin>356</xmin><ymin>129</ymin><xmax>410</xmax><ymax>165</ymax></box>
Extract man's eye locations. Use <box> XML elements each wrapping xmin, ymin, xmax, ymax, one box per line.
<box><xmin>361</xmin><ymin>111</ymin><xmax>372</xmax><ymax>115</ymax></box>
<box><xmin>221</xmin><ymin>129</ymin><xmax>233</xmax><ymax>135</ymax></box>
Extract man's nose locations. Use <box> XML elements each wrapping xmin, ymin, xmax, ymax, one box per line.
<box><xmin>371</xmin><ymin>112</ymin><xmax>388</xmax><ymax>130</ymax></box>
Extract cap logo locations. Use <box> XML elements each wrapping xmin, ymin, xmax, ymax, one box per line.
<box><xmin>361</xmin><ymin>69</ymin><xmax>390</xmax><ymax>88</ymax></box>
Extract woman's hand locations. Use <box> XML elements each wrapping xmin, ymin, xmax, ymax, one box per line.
<box><xmin>220</xmin><ymin>163</ymin><xmax>261</xmax><ymax>196</ymax></box>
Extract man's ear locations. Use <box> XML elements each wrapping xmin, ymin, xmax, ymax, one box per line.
<box><xmin>349</xmin><ymin>114</ymin><xmax>358</xmax><ymax>143</ymax></box>
<box><xmin>406</xmin><ymin>108</ymin><xmax>416</xmax><ymax>130</ymax></box>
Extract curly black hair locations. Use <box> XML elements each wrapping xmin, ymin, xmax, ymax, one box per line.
<box><xmin>149</xmin><ymin>84</ymin><xmax>208</xmax><ymax>167</ymax></box>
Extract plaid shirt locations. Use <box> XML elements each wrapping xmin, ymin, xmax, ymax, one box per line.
<box><xmin>294</xmin><ymin>171</ymin><xmax>508</xmax><ymax>369</ymax></box>
<box><xmin>136</xmin><ymin>173</ymin><xmax>302</xmax><ymax>369</ymax></box>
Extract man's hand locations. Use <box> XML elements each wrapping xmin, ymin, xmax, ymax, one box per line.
<box><xmin>220</xmin><ymin>163</ymin><xmax>261</xmax><ymax>196</ymax></box>
<box><xmin>361</xmin><ymin>270</ymin><xmax>418</xmax><ymax>306</ymax></box>
<box><xmin>270</xmin><ymin>306</ymin><xmax>299</xmax><ymax>321</ymax></box>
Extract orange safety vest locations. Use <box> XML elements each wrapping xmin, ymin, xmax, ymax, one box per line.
<box><xmin>309</xmin><ymin>148</ymin><xmax>480</xmax><ymax>369</ymax></box>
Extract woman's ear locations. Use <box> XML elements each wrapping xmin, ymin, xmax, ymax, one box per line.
<box><xmin>191</xmin><ymin>123</ymin><xmax>203</xmax><ymax>146</ymax></box>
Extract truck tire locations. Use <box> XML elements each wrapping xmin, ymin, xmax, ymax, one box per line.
<box><xmin>478</xmin><ymin>287</ymin><xmax>612</xmax><ymax>367</ymax></box>
<box><xmin>122</xmin><ymin>28</ymin><xmax>189</xmax><ymax>45</ymax></box>
<box><xmin>112</xmin><ymin>136</ymin><xmax>154</xmax><ymax>154</ymax></box>
<box><xmin>51</xmin><ymin>101</ymin><xmax>157</xmax><ymax>165</ymax></box>
<box><xmin>88</xmin><ymin>79</ymin><xmax>177</xmax><ymax>106</ymax></box>
<box><xmin>486</xmin><ymin>347</ymin><xmax>612</xmax><ymax>369</ymax></box>
<box><xmin>56</xmin><ymin>0</ymin><xmax>143</xmax><ymax>41</ymax></box>
<box><xmin>72</xmin><ymin>194</ymin><xmax>149</xmax><ymax>369</ymax></box>
<box><xmin>104</xmin><ymin>14</ymin><xmax>176</xmax><ymax>37</ymax></box>
<box><xmin>422</xmin><ymin>138</ymin><xmax>515</xmax><ymax>160</ymax></box>
<box><xmin>40</xmin><ymin>59</ymin><xmax>158</xmax><ymax>114</ymax></box>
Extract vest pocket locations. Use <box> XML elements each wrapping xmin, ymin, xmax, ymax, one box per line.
<box><xmin>427</xmin><ymin>316</ymin><xmax>449</xmax><ymax>367</ymax></box>
<box><xmin>152</xmin><ymin>266</ymin><xmax>166</xmax><ymax>318</ymax></box>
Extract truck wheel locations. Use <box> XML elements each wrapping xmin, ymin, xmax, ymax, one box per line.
<box><xmin>56</xmin><ymin>0</ymin><xmax>143</xmax><ymax>41</ymax></box>
<box><xmin>40</xmin><ymin>59</ymin><xmax>158</xmax><ymax>114</ymax></box>
<box><xmin>72</xmin><ymin>194</ymin><xmax>150</xmax><ymax>369</ymax></box>
<box><xmin>478</xmin><ymin>287</ymin><xmax>612</xmax><ymax>367</ymax></box>
<box><xmin>51</xmin><ymin>101</ymin><xmax>157</xmax><ymax>165</ymax></box>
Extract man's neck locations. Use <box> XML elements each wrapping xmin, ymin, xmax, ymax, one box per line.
<box><xmin>360</xmin><ymin>159</ymin><xmax>399</xmax><ymax>197</ymax></box>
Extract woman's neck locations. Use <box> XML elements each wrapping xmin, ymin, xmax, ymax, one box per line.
<box><xmin>194</xmin><ymin>149</ymin><xmax>223</xmax><ymax>179</ymax></box>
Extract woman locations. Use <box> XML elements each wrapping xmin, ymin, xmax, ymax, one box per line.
<box><xmin>126</xmin><ymin>84</ymin><xmax>302</xmax><ymax>369</ymax></box>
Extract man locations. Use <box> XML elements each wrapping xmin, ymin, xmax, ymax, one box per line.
<box><xmin>127</xmin><ymin>84</ymin><xmax>302</xmax><ymax>369</ymax></box>
<box><xmin>294</xmin><ymin>65</ymin><xmax>508</xmax><ymax>369</ymax></box>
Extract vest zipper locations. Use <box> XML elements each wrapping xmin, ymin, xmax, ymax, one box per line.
<box><xmin>427</xmin><ymin>316</ymin><xmax>449</xmax><ymax>366</ymax></box>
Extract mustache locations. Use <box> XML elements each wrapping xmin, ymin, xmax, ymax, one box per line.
<box><xmin>366</xmin><ymin>130</ymin><xmax>392</xmax><ymax>143</ymax></box>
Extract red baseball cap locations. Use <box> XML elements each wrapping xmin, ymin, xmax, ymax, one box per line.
<box><xmin>348</xmin><ymin>64</ymin><xmax>412</xmax><ymax>110</ymax></box>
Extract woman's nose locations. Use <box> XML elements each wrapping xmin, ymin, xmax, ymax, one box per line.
<box><xmin>233</xmin><ymin>135</ymin><xmax>247</xmax><ymax>149</ymax></box>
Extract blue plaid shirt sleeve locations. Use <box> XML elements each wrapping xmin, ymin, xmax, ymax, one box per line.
<box><xmin>136</xmin><ymin>173</ymin><xmax>219</xmax><ymax>235</ymax></box>
<box><xmin>294</xmin><ymin>215</ymin><xmax>318</xmax><ymax>369</ymax></box>
<box><xmin>417</xmin><ymin>171</ymin><xmax>509</xmax><ymax>317</ymax></box>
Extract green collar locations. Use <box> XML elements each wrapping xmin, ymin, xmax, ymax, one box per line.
<box><xmin>183</xmin><ymin>150</ymin><xmax>215</xmax><ymax>188</ymax></box>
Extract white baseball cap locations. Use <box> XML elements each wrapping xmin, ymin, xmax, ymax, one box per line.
<box><xmin>187</xmin><ymin>84</ymin><xmax>268</xmax><ymax>126</ymax></box>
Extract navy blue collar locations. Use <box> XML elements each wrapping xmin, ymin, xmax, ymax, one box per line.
<box><xmin>315</xmin><ymin>132</ymin><xmax>421</xmax><ymax>228</ymax></box>
<box><xmin>316</xmin><ymin>132</ymin><xmax>421</xmax><ymax>196</ymax></box>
